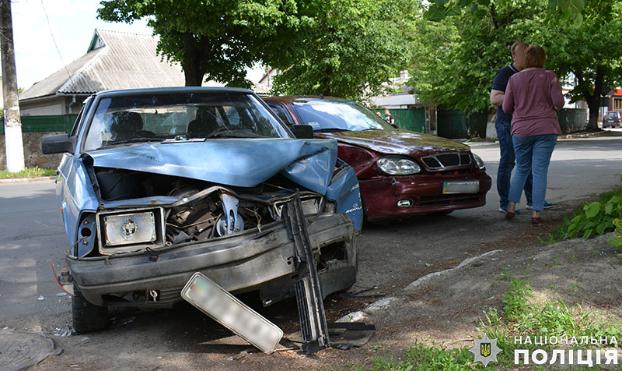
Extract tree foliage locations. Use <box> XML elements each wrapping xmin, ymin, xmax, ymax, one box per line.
<box><xmin>98</xmin><ymin>0</ymin><xmax>412</xmax><ymax>98</ymax></box>
<box><xmin>412</xmin><ymin>0</ymin><xmax>622</xmax><ymax>129</ymax></box>
<box><xmin>98</xmin><ymin>0</ymin><xmax>306</xmax><ymax>87</ymax></box>
<box><xmin>270</xmin><ymin>0</ymin><xmax>417</xmax><ymax>99</ymax></box>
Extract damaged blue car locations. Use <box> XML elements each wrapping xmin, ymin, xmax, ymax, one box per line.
<box><xmin>42</xmin><ymin>87</ymin><xmax>363</xmax><ymax>333</ymax></box>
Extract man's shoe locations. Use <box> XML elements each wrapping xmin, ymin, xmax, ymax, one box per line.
<box><xmin>526</xmin><ymin>201</ymin><xmax>554</xmax><ymax>210</ymax></box>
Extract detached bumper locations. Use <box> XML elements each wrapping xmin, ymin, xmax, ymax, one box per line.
<box><xmin>68</xmin><ymin>214</ymin><xmax>355</xmax><ymax>306</ymax></box>
<box><xmin>361</xmin><ymin>172</ymin><xmax>492</xmax><ymax>220</ymax></box>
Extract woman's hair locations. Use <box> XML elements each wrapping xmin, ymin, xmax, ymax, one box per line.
<box><xmin>525</xmin><ymin>45</ymin><xmax>546</xmax><ymax>68</ymax></box>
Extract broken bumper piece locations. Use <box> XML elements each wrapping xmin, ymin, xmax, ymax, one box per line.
<box><xmin>68</xmin><ymin>214</ymin><xmax>355</xmax><ymax>306</ymax></box>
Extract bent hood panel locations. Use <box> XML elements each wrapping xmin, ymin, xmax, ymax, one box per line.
<box><xmin>86</xmin><ymin>138</ymin><xmax>337</xmax><ymax>193</ymax></box>
<box><xmin>320</xmin><ymin>130</ymin><xmax>470</xmax><ymax>154</ymax></box>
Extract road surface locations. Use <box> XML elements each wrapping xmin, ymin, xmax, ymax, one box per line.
<box><xmin>1</xmin><ymin>136</ymin><xmax>621</xmax><ymax>369</ymax></box>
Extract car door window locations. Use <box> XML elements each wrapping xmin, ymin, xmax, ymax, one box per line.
<box><xmin>268</xmin><ymin>103</ymin><xmax>295</xmax><ymax>126</ymax></box>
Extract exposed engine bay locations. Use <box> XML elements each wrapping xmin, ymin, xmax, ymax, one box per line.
<box><xmin>77</xmin><ymin>167</ymin><xmax>329</xmax><ymax>257</ymax></box>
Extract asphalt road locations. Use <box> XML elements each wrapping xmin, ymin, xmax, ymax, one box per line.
<box><xmin>1</xmin><ymin>136</ymin><xmax>622</xmax><ymax>368</ymax></box>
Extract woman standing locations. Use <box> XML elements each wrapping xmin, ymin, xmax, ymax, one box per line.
<box><xmin>502</xmin><ymin>45</ymin><xmax>564</xmax><ymax>224</ymax></box>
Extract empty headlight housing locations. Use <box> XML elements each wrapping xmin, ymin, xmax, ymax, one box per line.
<box><xmin>472</xmin><ymin>153</ymin><xmax>486</xmax><ymax>170</ymax></box>
<box><xmin>377</xmin><ymin>157</ymin><xmax>421</xmax><ymax>175</ymax></box>
<box><xmin>96</xmin><ymin>208</ymin><xmax>165</xmax><ymax>255</ymax></box>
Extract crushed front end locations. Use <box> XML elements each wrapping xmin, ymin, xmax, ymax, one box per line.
<box><xmin>69</xmin><ymin>167</ymin><xmax>358</xmax><ymax>307</ymax></box>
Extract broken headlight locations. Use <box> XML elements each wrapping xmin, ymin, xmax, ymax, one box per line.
<box><xmin>96</xmin><ymin>208</ymin><xmax>165</xmax><ymax>254</ymax></box>
<box><xmin>273</xmin><ymin>196</ymin><xmax>322</xmax><ymax>218</ymax></box>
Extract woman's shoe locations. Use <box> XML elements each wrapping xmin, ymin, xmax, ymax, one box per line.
<box><xmin>531</xmin><ymin>216</ymin><xmax>543</xmax><ymax>225</ymax></box>
<box><xmin>505</xmin><ymin>211</ymin><xmax>515</xmax><ymax>220</ymax></box>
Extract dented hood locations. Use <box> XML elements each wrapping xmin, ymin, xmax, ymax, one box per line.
<box><xmin>318</xmin><ymin>129</ymin><xmax>470</xmax><ymax>155</ymax></box>
<box><xmin>86</xmin><ymin>138</ymin><xmax>338</xmax><ymax>194</ymax></box>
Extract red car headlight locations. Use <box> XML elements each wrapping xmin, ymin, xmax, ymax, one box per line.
<box><xmin>377</xmin><ymin>157</ymin><xmax>421</xmax><ymax>175</ymax></box>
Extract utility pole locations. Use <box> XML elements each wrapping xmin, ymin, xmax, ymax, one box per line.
<box><xmin>1</xmin><ymin>0</ymin><xmax>25</xmax><ymax>172</ymax></box>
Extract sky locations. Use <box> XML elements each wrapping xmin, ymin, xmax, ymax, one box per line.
<box><xmin>11</xmin><ymin>0</ymin><xmax>152</xmax><ymax>90</ymax></box>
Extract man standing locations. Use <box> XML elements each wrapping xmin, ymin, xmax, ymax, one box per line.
<box><xmin>490</xmin><ymin>42</ymin><xmax>550</xmax><ymax>213</ymax></box>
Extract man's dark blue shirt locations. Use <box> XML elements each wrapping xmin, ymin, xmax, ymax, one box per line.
<box><xmin>492</xmin><ymin>64</ymin><xmax>519</xmax><ymax>124</ymax></box>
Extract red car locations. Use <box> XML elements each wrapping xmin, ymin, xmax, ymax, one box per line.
<box><xmin>264</xmin><ymin>96</ymin><xmax>492</xmax><ymax>221</ymax></box>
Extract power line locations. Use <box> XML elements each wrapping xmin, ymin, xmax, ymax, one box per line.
<box><xmin>38</xmin><ymin>0</ymin><xmax>72</xmax><ymax>80</ymax></box>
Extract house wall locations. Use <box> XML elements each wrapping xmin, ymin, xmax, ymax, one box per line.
<box><xmin>20</xmin><ymin>97</ymin><xmax>65</xmax><ymax>116</ymax></box>
<box><xmin>0</xmin><ymin>132</ymin><xmax>64</xmax><ymax>169</ymax></box>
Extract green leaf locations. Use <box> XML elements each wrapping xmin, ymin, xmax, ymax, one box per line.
<box><xmin>584</xmin><ymin>202</ymin><xmax>602</xmax><ymax>219</ymax></box>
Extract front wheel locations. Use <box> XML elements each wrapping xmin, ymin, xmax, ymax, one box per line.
<box><xmin>72</xmin><ymin>288</ymin><xmax>109</xmax><ymax>334</ymax></box>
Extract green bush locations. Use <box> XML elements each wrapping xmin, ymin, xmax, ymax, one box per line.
<box><xmin>552</xmin><ymin>185</ymin><xmax>622</xmax><ymax>241</ymax></box>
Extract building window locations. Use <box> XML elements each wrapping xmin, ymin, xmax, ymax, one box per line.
<box><xmin>615</xmin><ymin>98</ymin><xmax>622</xmax><ymax>111</ymax></box>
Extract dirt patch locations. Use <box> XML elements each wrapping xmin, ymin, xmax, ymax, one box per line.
<box><xmin>367</xmin><ymin>233</ymin><xmax>622</xmax><ymax>357</ymax></box>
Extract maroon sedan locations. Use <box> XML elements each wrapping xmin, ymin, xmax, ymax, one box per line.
<box><xmin>264</xmin><ymin>96</ymin><xmax>492</xmax><ymax>221</ymax></box>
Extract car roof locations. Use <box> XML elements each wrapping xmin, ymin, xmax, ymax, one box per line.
<box><xmin>95</xmin><ymin>86</ymin><xmax>254</xmax><ymax>98</ymax></box>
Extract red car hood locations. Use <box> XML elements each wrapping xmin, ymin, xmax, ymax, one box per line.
<box><xmin>317</xmin><ymin>129</ymin><xmax>470</xmax><ymax>155</ymax></box>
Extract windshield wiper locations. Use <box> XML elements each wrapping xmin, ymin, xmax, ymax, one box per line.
<box><xmin>106</xmin><ymin>137</ymin><xmax>164</xmax><ymax>145</ymax></box>
<box><xmin>205</xmin><ymin>129</ymin><xmax>262</xmax><ymax>138</ymax></box>
<box><xmin>314</xmin><ymin>128</ymin><xmax>352</xmax><ymax>132</ymax></box>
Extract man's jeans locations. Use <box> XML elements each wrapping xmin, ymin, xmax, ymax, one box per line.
<box><xmin>509</xmin><ymin>134</ymin><xmax>557</xmax><ymax>212</ymax></box>
<box><xmin>496</xmin><ymin>120</ymin><xmax>532</xmax><ymax>209</ymax></box>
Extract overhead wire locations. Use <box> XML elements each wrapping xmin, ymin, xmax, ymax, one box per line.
<box><xmin>38</xmin><ymin>0</ymin><xmax>72</xmax><ymax>80</ymax></box>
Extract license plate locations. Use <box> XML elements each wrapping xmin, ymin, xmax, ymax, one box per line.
<box><xmin>181</xmin><ymin>272</ymin><xmax>283</xmax><ymax>353</ymax></box>
<box><xmin>442</xmin><ymin>180</ymin><xmax>480</xmax><ymax>194</ymax></box>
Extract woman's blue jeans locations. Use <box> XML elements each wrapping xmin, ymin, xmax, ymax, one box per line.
<box><xmin>508</xmin><ymin>134</ymin><xmax>557</xmax><ymax>212</ymax></box>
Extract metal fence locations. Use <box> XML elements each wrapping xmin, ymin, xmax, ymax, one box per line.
<box><xmin>374</xmin><ymin>107</ymin><xmax>426</xmax><ymax>133</ymax></box>
<box><xmin>0</xmin><ymin>114</ymin><xmax>78</xmax><ymax>135</ymax></box>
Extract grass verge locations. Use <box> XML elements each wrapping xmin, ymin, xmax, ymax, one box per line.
<box><xmin>547</xmin><ymin>183</ymin><xmax>622</xmax><ymax>243</ymax></box>
<box><xmin>367</xmin><ymin>279</ymin><xmax>622</xmax><ymax>370</ymax></box>
<box><xmin>0</xmin><ymin>167</ymin><xmax>56</xmax><ymax>179</ymax></box>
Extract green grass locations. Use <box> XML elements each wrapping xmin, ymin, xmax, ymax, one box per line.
<box><xmin>369</xmin><ymin>343</ymin><xmax>480</xmax><ymax>370</ymax></box>
<box><xmin>0</xmin><ymin>167</ymin><xmax>56</xmax><ymax>179</ymax></box>
<box><xmin>367</xmin><ymin>279</ymin><xmax>622</xmax><ymax>370</ymax></box>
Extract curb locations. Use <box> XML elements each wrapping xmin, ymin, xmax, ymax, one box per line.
<box><xmin>0</xmin><ymin>176</ymin><xmax>56</xmax><ymax>184</ymax></box>
<box><xmin>337</xmin><ymin>250</ymin><xmax>503</xmax><ymax>323</ymax></box>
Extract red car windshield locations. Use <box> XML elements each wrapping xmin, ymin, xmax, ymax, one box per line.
<box><xmin>292</xmin><ymin>100</ymin><xmax>391</xmax><ymax>132</ymax></box>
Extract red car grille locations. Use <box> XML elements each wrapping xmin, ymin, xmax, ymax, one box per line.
<box><xmin>420</xmin><ymin>152</ymin><xmax>472</xmax><ymax>170</ymax></box>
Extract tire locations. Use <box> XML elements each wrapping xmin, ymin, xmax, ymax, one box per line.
<box><xmin>72</xmin><ymin>288</ymin><xmax>109</xmax><ymax>334</ymax></box>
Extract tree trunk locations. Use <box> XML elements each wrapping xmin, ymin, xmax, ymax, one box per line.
<box><xmin>586</xmin><ymin>95</ymin><xmax>600</xmax><ymax>131</ymax></box>
<box><xmin>182</xmin><ymin>33</ymin><xmax>206</xmax><ymax>86</ymax></box>
<box><xmin>0</xmin><ymin>0</ymin><xmax>25</xmax><ymax>172</ymax></box>
<box><xmin>586</xmin><ymin>67</ymin><xmax>604</xmax><ymax>131</ymax></box>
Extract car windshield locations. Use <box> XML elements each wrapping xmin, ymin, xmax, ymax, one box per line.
<box><xmin>83</xmin><ymin>92</ymin><xmax>289</xmax><ymax>151</ymax></box>
<box><xmin>292</xmin><ymin>100</ymin><xmax>390</xmax><ymax>132</ymax></box>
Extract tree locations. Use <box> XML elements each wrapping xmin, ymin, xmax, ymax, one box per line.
<box><xmin>527</xmin><ymin>1</ymin><xmax>622</xmax><ymax>129</ymax></box>
<box><xmin>410</xmin><ymin>1</ymin><xmax>542</xmax><ymax>113</ymax></box>
<box><xmin>270</xmin><ymin>0</ymin><xmax>418</xmax><ymax>99</ymax></box>
<box><xmin>98</xmin><ymin>0</ymin><xmax>306</xmax><ymax>86</ymax></box>
<box><xmin>412</xmin><ymin>0</ymin><xmax>622</xmax><ymax>129</ymax></box>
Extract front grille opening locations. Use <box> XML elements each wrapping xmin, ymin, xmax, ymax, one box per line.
<box><xmin>318</xmin><ymin>242</ymin><xmax>348</xmax><ymax>270</ymax></box>
<box><xmin>421</xmin><ymin>152</ymin><xmax>472</xmax><ymax>170</ymax></box>
<box><xmin>436</xmin><ymin>153</ymin><xmax>460</xmax><ymax>166</ymax></box>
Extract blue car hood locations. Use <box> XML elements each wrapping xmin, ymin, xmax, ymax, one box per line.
<box><xmin>86</xmin><ymin>138</ymin><xmax>338</xmax><ymax>195</ymax></box>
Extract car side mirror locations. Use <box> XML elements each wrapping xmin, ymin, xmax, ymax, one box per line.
<box><xmin>42</xmin><ymin>134</ymin><xmax>73</xmax><ymax>154</ymax></box>
<box><xmin>291</xmin><ymin>124</ymin><xmax>314</xmax><ymax>139</ymax></box>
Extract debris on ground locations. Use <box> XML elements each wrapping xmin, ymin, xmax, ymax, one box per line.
<box><xmin>0</xmin><ymin>328</ymin><xmax>61</xmax><ymax>370</ymax></box>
